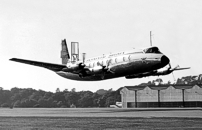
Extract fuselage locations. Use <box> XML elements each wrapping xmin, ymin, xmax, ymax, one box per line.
<box><xmin>56</xmin><ymin>46</ymin><xmax>170</xmax><ymax>81</ymax></box>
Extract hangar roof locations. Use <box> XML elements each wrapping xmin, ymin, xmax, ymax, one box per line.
<box><xmin>125</xmin><ymin>84</ymin><xmax>202</xmax><ymax>91</ymax></box>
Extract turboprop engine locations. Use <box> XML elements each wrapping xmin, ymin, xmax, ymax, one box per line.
<box><xmin>87</xmin><ymin>66</ymin><xmax>104</xmax><ymax>74</ymax></box>
<box><xmin>62</xmin><ymin>53</ymin><xmax>87</xmax><ymax>73</ymax></box>
<box><xmin>62</xmin><ymin>62</ymin><xmax>85</xmax><ymax>72</ymax></box>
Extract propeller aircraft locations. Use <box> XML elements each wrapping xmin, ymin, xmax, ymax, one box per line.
<box><xmin>10</xmin><ymin>39</ymin><xmax>190</xmax><ymax>81</ymax></box>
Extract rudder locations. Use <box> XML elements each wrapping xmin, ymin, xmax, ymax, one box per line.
<box><xmin>61</xmin><ymin>39</ymin><xmax>70</xmax><ymax>64</ymax></box>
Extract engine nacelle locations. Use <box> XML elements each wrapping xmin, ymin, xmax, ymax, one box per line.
<box><xmin>88</xmin><ymin>66</ymin><xmax>103</xmax><ymax>74</ymax></box>
<box><xmin>154</xmin><ymin>69</ymin><xmax>172</xmax><ymax>76</ymax></box>
<box><xmin>62</xmin><ymin>62</ymin><xmax>84</xmax><ymax>72</ymax></box>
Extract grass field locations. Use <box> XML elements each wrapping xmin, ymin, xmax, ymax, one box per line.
<box><xmin>0</xmin><ymin>108</ymin><xmax>202</xmax><ymax>129</ymax></box>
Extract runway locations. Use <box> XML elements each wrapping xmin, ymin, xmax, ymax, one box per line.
<box><xmin>0</xmin><ymin>108</ymin><xmax>202</xmax><ymax>118</ymax></box>
<box><xmin>0</xmin><ymin>108</ymin><xmax>202</xmax><ymax>129</ymax></box>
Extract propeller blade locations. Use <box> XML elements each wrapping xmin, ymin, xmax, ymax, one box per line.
<box><xmin>106</xmin><ymin>59</ymin><xmax>112</xmax><ymax>68</ymax></box>
<box><xmin>169</xmin><ymin>64</ymin><xmax>190</xmax><ymax>83</ymax></box>
<box><xmin>172</xmin><ymin>72</ymin><xmax>176</xmax><ymax>82</ymax></box>
<box><xmin>99</xmin><ymin>59</ymin><xmax>114</xmax><ymax>79</ymax></box>
<box><xmin>97</xmin><ymin>62</ymin><xmax>103</xmax><ymax>67</ymax></box>
<box><xmin>168</xmin><ymin>63</ymin><xmax>171</xmax><ymax>69</ymax></box>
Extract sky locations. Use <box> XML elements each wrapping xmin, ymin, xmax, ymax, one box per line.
<box><xmin>0</xmin><ymin>0</ymin><xmax>202</xmax><ymax>92</ymax></box>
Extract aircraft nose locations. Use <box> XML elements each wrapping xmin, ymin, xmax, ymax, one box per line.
<box><xmin>161</xmin><ymin>55</ymin><xmax>170</xmax><ymax>67</ymax></box>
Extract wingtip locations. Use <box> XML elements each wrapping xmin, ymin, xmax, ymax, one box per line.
<box><xmin>9</xmin><ymin>58</ymin><xmax>18</xmax><ymax>61</ymax></box>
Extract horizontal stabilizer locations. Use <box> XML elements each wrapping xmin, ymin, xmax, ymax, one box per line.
<box><xmin>173</xmin><ymin>67</ymin><xmax>190</xmax><ymax>71</ymax></box>
<box><xmin>10</xmin><ymin>58</ymin><xmax>66</xmax><ymax>71</ymax></box>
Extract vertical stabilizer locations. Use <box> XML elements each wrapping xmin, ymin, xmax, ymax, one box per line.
<box><xmin>61</xmin><ymin>39</ymin><xmax>70</xmax><ymax>64</ymax></box>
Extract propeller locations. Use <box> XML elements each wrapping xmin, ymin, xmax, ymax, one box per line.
<box><xmin>167</xmin><ymin>63</ymin><xmax>176</xmax><ymax>82</ymax></box>
<box><xmin>97</xmin><ymin>59</ymin><xmax>114</xmax><ymax>79</ymax></box>
<box><xmin>168</xmin><ymin>64</ymin><xmax>181</xmax><ymax>83</ymax></box>
<box><xmin>172</xmin><ymin>72</ymin><xmax>176</xmax><ymax>83</ymax></box>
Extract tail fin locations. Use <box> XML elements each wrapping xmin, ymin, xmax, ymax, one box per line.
<box><xmin>61</xmin><ymin>39</ymin><xmax>70</xmax><ymax>64</ymax></box>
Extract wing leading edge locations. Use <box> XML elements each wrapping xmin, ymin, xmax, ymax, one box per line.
<box><xmin>10</xmin><ymin>58</ymin><xmax>66</xmax><ymax>72</ymax></box>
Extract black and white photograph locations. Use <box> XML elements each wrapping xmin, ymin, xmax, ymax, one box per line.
<box><xmin>0</xmin><ymin>0</ymin><xmax>202</xmax><ymax>129</ymax></box>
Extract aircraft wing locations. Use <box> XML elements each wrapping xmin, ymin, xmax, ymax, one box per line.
<box><xmin>10</xmin><ymin>58</ymin><xmax>66</xmax><ymax>72</ymax></box>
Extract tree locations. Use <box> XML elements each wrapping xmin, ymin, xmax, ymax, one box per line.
<box><xmin>71</xmin><ymin>88</ymin><xmax>76</xmax><ymax>92</ymax></box>
<box><xmin>56</xmin><ymin>88</ymin><xmax>60</xmax><ymax>93</ymax></box>
<box><xmin>105</xmin><ymin>96</ymin><xmax>116</xmax><ymax>107</ymax></box>
<box><xmin>52</xmin><ymin>100</ymin><xmax>58</xmax><ymax>108</ymax></box>
<box><xmin>28</xmin><ymin>99</ymin><xmax>38</xmax><ymax>107</ymax></box>
<box><xmin>57</xmin><ymin>101</ymin><xmax>63</xmax><ymax>107</ymax></box>
<box><xmin>96</xmin><ymin>89</ymin><xmax>107</xmax><ymax>95</ymax></box>
<box><xmin>13</xmin><ymin>100</ymin><xmax>21</xmax><ymax>107</ymax></box>
<box><xmin>63</xmin><ymin>89</ymin><xmax>68</xmax><ymax>92</ymax></box>
<box><xmin>38</xmin><ymin>97</ymin><xmax>52</xmax><ymax>107</ymax></box>
<box><xmin>78</xmin><ymin>91</ymin><xmax>93</xmax><ymax>107</ymax></box>
<box><xmin>1</xmin><ymin>103</ymin><xmax>9</xmax><ymax>108</ymax></box>
<box><xmin>97</xmin><ymin>96</ymin><xmax>106</xmax><ymax>107</ymax></box>
<box><xmin>92</xmin><ymin>93</ymin><xmax>100</xmax><ymax>107</ymax></box>
<box><xmin>156</xmin><ymin>78</ymin><xmax>163</xmax><ymax>85</ymax></box>
<box><xmin>52</xmin><ymin>92</ymin><xmax>66</xmax><ymax>103</ymax></box>
<box><xmin>64</xmin><ymin>92</ymin><xmax>79</xmax><ymax>107</ymax></box>
<box><xmin>11</xmin><ymin>93</ymin><xmax>22</xmax><ymax>102</ymax></box>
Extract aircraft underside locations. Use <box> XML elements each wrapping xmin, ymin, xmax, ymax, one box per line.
<box><xmin>56</xmin><ymin>58</ymin><xmax>164</xmax><ymax>81</ymax></box>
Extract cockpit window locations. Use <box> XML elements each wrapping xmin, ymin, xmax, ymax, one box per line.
<box><xmin>144</xmin><ymin>47</ymin><xmax>162</xmax><ymax>54</ymax></box>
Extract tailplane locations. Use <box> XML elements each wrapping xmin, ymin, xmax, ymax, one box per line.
<box><xmin>61</xmin><ymin>39</ymin><xmax>70</xmax><ymax>64</ymax></box>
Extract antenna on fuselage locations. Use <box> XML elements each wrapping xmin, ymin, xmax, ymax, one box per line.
<box><xmin>82</xmin><ymin>53</ymin><xmax>86</xmax><ymax>64</ymax></box>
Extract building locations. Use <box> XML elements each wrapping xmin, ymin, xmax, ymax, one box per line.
<box><xmin>120</xmin><ymin>84</ymin><xmax>202</xmax><ymax>108</ymax></box>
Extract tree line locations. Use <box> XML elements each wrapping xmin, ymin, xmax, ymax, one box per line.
<box><xmin>0</xmin><ymin>87</ymin><xmax>121</xmax><ymax>108</ymax></box>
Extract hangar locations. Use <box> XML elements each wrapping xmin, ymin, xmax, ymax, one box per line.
<box><xmin>120</xmin><ymin>84</ymin><xmax>202</xmax><ymax>108</ymax></box>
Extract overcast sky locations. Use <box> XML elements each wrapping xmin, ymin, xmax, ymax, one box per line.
<box><xmin>0</xmin><ymin>0</ymin><xmax>201</xmax><ymax>92</ymax></box>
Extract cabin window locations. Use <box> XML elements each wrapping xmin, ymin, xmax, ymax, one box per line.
<box><xmin>128</xmin><ymin>55</ymin><xmax>131</xmax><ymax>61</ymax></box>
<box><xmin>123</xmin><ymin>57</ymin><xmax>125</xmax><ymax>61</ymax></box>
<box><xmin>116</xmin><ymin>57</ymin><xmax>122</xmax><ymax>63</ymax></box>
<box><xmin>115</xmin><ymin>58</ymin><xmax>118</xmax><ymax>63</ymax></box>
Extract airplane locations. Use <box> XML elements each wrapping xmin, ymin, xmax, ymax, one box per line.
<box><xmin>10</xmin><ymin>39</ymin><xmax>190</xmax><ymax>81</ymax></box>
